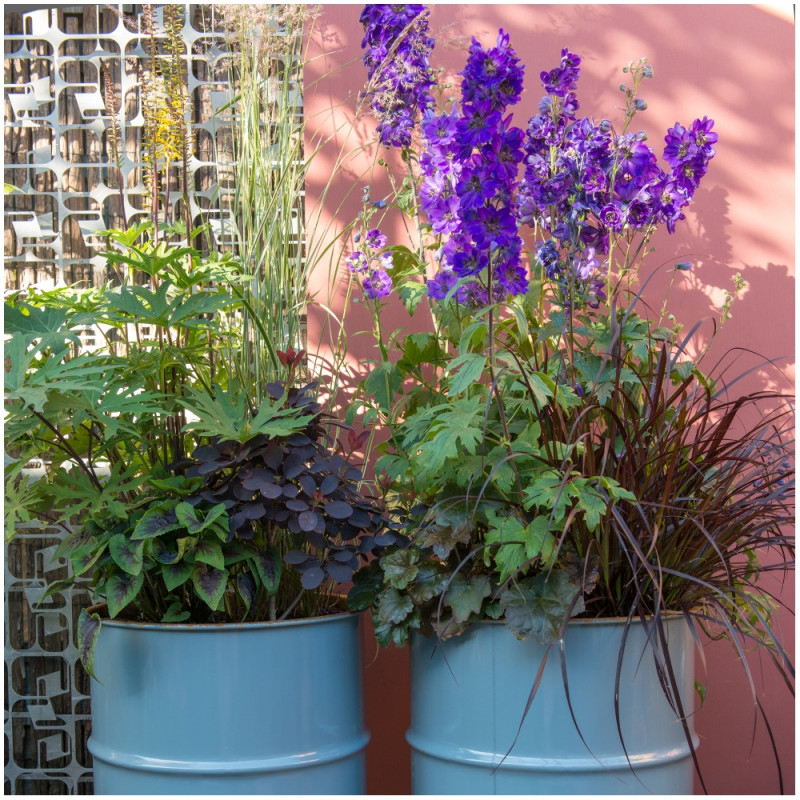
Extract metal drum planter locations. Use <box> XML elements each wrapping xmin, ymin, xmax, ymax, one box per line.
<box><xmin>407</xmin><ymin>617</ymin><xmax>696</xmax><ymax>795</ymax></box>
<box><xmin>88</xmin><ymin>612</ymin><xmax>369</xmax><ymax>795</ymax></box>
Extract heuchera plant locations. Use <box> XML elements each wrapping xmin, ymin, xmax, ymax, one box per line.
<box><xmin>346</xmin><ymin>5</ymin><xmax>794</xmax><ymax>786</ymax></box>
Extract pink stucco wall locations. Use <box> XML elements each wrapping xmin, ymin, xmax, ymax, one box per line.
<box><xmin>304</xmin><ymin>5</ymin><xmax>795</xmax><ymax>794</ymax></box>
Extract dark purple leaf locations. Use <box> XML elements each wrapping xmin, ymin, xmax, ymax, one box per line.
<box><xmin>301</xmin><ymin>566</ymin><xmax>325</xmax><ymax>590</ymax></box>
<box><xmin>263</xmin><ymin>442</ymin><xmax>284</xmax><ymax>470</ymax></box>
<box><xmin>284</xmin><ymin>549</ymin><xmax>309</xmax><ymax>565</ymax></box>
<box><xmin>282</xmin><ymin>483</ymin><xmax>299</xmax><ymax>498</ymax></box>
<box><xmin>344</xmin><ymin>467</ymin><xmax>363</xmax><ymax>482</ymax></box>
<box><xmin>333</xmin><ymin>549</ymin><xmax>357</xmax><ymax>563</ymax></box>
<box><xmin>259</xmin><ymin>482</ymin><xmax>283</xmax><ymax>499</ymax></box>
<box><xmin>313</xmin><ymin>513</ymin><xmax>326</xmax><ymax>535</ymax></box>
<box><xmin>283</xmin><ymin>455</ymin><xmax>306</xmax><ymax>480</ymax></box>
<box><xmin>241</xmin><ymin>501</ymin><xmax>267</xmax><ymax>519</ymax></box>
<box><xmin>298</xmin><ymin>510</ymin><xmax>320</xmax><ymax>531</ymax></box>
<box><xmin>192</xmin><ymin>444</ymin><xmax>221</xmax><ymax>461</ymax></box>
<box><xmin>320</xmin><ymin>474</ymin><xmax>339</xmax><ymax>496</ymax></box>
<box><xmin>288</xmin><ymin>433</ymin><xmax>311</xmax><ymax>446</ymax></box>
<box><xmin>242</xmin><ymin>468</ymin><xmax>273</xmax><ymax>491</ymax></box>
<box><xmin>349</xmin><ymin>509</ymin><xmax>371</xmax><ymax>528</ymax></box>
<box><xmin>287</xmin><ymin>515</ymin><xmax>301</xmax><ymax>534</ymax></box>
<box><xmin>286</xmin><ymin>498</ymin><xmax>309</xmax><ymax>512</ymax></box>
<box><xmin>265</xmin><ymin>382</ymin><xmax>284</xmax><ymax>399</ymax></box>
<box><xmin>325</xmin><ymin>560</ymin><xmax>354</xmax><ymax>583</ymax></box>
<box><xmin>325</xmin><ymin>500</ymin><xmax>353</xmax><ymax>519</ymax></box>
<box><xmin>298</xmin><ymin>474</ymin><xmax>317</xmax><ymax>497</ymax></box>
<box><xmin>307</xmin><ymin>531</ymin><xmax>327</xmax><ymax>549</ymax></box>
<box><xmin>373</xmin><ymin>533</ymin><xmax>397</xmax><ymax>545</ymax></box>
<box><xmin>197</xmin><ymin>461</ymin><xmax>224</xmax><ymax>475</ymax></box>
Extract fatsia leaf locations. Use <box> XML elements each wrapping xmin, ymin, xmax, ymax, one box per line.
<box><xmin>106</xmin><ymin>571</ymin><xmax>144</xmax><ymax>618</ymax></box>
<box><xmin>444</xmin><ymin>573</ymin><xmax>491</xmax><ymax>623</ymax></box>
<box><xmin>192</xmin><ymin>563</ymin><xmax>228</xmax><ymax>611</ymax></box>
<box><xmin>500</xmin><ymin>571</ymin><xmax>584</xmax><ymax>645</ymax></box>
<box><xmin>109</xmin><ymin>534</ymin><xmax>144</xmax><ymax>576</ymax></box>
<box><xmin>179</xmin><ymin>386</ymin><xmax>313</xmax><ymax>444</ymax></box>
<box><xmin>77</xmin><ymin>609</ymin><xmax>102</xmax><ymax>681</ymax></box>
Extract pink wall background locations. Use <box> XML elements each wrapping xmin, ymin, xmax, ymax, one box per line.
<box><xmin>304</xmin><ymin>5</ymin><xmax>795</xmax><ymax>794</ymax></box>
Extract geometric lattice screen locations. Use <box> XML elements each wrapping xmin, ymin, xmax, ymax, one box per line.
<box><xmin>4</xmin><ymin>5</ymin><xmax>239</xmax><ymax>792</ymax></box>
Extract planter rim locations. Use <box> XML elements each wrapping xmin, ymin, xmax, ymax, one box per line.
<box><xmin>88</xmin><ymin>603</ymin><xmax>360</xmax><ymax>632</ymax></box>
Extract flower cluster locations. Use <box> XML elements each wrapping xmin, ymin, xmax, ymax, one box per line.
<box><xmin>359</xmin><ymin>4</ymin><xmax>435</xmax><ymax>147</ymax></box>
<box><xmin>517</xmin><ymin>53</ymin><xmax>717</xmax><ymax>307</ymax></box>
<box><xmin>421</xmin><ymin>30</ymin><xmax>528</xmax><ymax>304</ymax></box>
<box><xmin>346</xmin><ymin>226</ymin><xmax>392</xmax><ymax>300</ymax></box>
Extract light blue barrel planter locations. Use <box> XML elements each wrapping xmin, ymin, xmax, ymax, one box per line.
<box><xmin>408</xmin><ymin>617</ymin><xmax>696</xmax><ymax>795</ymax></box>
<box><xmin>88</xmin><ymin>612</ymin><xmax>368</xmax><ymax>795</ymax></box>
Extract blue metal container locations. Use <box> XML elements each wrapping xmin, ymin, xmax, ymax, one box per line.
<box><xmin>88</xmin><ymin>612</ymin><xmax>369</xmax><ymax>795</ymax></box>
<box><xmin>408</xmin><ymin>617</ymin><xmax>696</xmax><ymax>794</ymax></box>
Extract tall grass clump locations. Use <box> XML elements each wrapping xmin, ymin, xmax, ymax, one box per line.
<box><xmin>217</xmin><ymin>5</ymin><xmax>318</xmax><ymax>400</ymax></box>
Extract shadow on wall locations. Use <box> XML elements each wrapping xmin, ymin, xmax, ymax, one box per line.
<box><xmin>303</xmin><ymin>4</ymin><xmax>794</xmax><ymax>796</ymax></box>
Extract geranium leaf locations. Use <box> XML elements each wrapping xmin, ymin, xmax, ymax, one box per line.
<box><xmin>131</xmin><ymin>505</ymin><xmax>181</xmax><ymax>540</ymax></box>
<box><xmin>192</xmin><ymin>563</ymin><xmax>228</xmax><ymax>611</ymax></box>
<box><xmin>161</xmin><ymin>559</ymin><xmax>193</xmax><ymax>592</ymax></box>
<box><xmin>77</xmin><ymin>609</ymin><xmax>102</xmax><ymax>681</ymax></box>
<box><xmin>252</xmin><ymin>547</ymin><xmax>281</xmax><ymax>595</ymax></box>
<box><xmin>106</xmin><ymin>571</ymin><xmax>144</xmax><ymax>618</ymax></box>
<box><xmin>109</xmin><ymin>534</ymin><xmax>144</xmax><ymax>576</ymax></box>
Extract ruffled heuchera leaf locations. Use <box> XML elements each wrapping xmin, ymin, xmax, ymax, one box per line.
<box><xmin>371</xmin><ymin>605</ymin><xmax>419</xmax><ymax>648</ymax></box>
<box><xmin>500</xmin><ymin>570</ymin><xmax>584</xmax><ymax>645</ymax></box>
<box><xmin>106</xmin><ymin>571</ymin><xmax>145</xmax><ymax>618</ymax></box>
<box><xmin>407</xmin><ymin>563</ymin><xmax>449</xmax><ymax>604</ymax></box>
<box><xmin>444</xmin><ymin>573</ymin><xmax>491</xmax><ymax>623</ymax></box>
<box><xmin>377</xmin><ymin>586</ymin><xmax>414</xmax><ymax>625</ymax></box>
<box><xmin>348</xmin><ymin>563</ymin><xmax>383</xmax><ymax>611</ymax></box>
<box><xmin>77</xmin><ymin>609</ymin><xmax>101</xmax><ymax>681</ymax></box>
<box><xmin>421</xmin><ymin>521</ymin><xmax>472</xmax><ymax>559</ymax></box>
<box><xmin>380</xmin><ymin>548</ymin><xmax>419</xmax><ymax>590</ymax></box>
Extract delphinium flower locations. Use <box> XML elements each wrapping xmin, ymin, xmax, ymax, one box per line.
<box><xmin>422</xmin><ymin>30</ymin><xmax>528</xmax><ymax>305</ymax></box>
<box><xmin>360</xmin><ymin>5</ymin><xmax>435</xmax><ymax>148</ymax></box>
<box><xmin>518</xmin><ymin>51</ymin><xmax>717</xmax><ymax>305</ymax></box>
<box><xmin>347</xmin><ymin>227</ymin><xmax>393</xmax><ymax>300</ymax></box>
